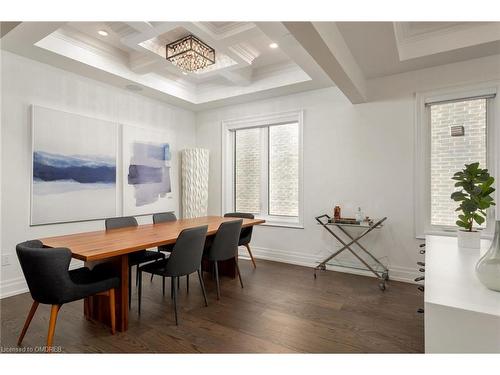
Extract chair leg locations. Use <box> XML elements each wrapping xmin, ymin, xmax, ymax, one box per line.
<box><xmin>138</xmin><ymin>269</ymin><xmax>142</xmax><ymax>315</ymax></box>
<box><xmin>46</xmin><ymin>304</ymin><xmax>60</xmax><ymax>353</ymax></box>
<box><xmin>244</xmin><ymin>244</ymin><xmax>257</xmax><ymax>268</ymax></box>
<box><xmin>128</xmin><ymin>265</ymin><xmax>132</xmax><ymax>310</ymax></box>
<box><xmin>151</xmin><ymin>251</ymin><xmax>162</xmax><ymax>282</ymax></box>
<box><xmin>172</xmin><ymin>277</ymin><xmax>178</xmax><ymax>325</ymax></box>
<box><xmin>235</xmin><ymin>261</ymin><xmax>244</xmax><ymax>288</ymax></box>
<box><xmin>17</xmin><ymin>301</ymin><xmax>39</xmax><ymax>346</ymax></box>
<box><xmin>84</xmin><ymin>298</ymin><xmax>90</xmax><ymax>320</ymax></box>
<box><xmin>177</xmin><ymin>276</ymin><xmax>180</xmax><ymax>290</ymax></box>
<box><xmin>170</xmin><ymin>277</ymin><xmax>174</xmax><ymax>299</ymax></box>
<box><xmin>214</xmin><ymin>261</ymin><xmax>221</xmax><ymax>300</ymax></box>
<box><xmin>136</xmin><ymin>265</ymin><xmax>139</xmax><ymax>286</ymax></box>
<box><xmin>109</xmin><ymin>289</ymin><xmax>116</xmax><ymax>335</ymax></box>
<box><xmin>197</xmin><ymin>269</ymin><xmax>208</xmax><ymax>307</ymax></box>
<box><xmin>162</xmin><ymin>276</ymin><xmax>165</xmax><ymax>296</ymax></box>
<box><xmin>186</xmin><ymin>274</ymin><xmax>190</xmax><ymax>293</ymax></box>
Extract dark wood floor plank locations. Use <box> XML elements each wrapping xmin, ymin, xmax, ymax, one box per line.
<box><xmin>0</xmin><ymin>259</ymin><xmax>424</xmax><ymax>353</ymax></box>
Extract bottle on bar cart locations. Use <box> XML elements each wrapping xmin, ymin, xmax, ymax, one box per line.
<box><xmin>334</xmin><ymin>206</ymin><xmax>341</xmax><ymax>221</ymax></box>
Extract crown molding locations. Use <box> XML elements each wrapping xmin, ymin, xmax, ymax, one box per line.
<box><xmin>393</xmin><ymin>22</ymin><xmax>500</xmax><ymax>61</ymax></box>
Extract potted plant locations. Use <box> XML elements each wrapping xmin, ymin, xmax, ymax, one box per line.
<box><xmin>451</xmin><ymin>162</ymin><xmax>495</xmax><ymax>249</ymax></box>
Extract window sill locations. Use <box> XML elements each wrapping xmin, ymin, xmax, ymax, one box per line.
<box><xmin>258</xmin><ymin>221</ymin><xmax>304</xmax><ymax>229</ymax></box>
<box><xmin>419</xmin><ymin>229</ymin><xmax>493</xmax><ymax>241</ymax></box>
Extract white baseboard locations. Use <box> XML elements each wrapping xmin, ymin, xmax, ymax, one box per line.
<box><xmin>0</xmin><ymin>276</ymin><xmax>28</xmax><ymax>299</ymax></box>
<box><xmin>239</xmin><ymin>246</ymin><xmax>419</xmax><ymax>284</ymax></box>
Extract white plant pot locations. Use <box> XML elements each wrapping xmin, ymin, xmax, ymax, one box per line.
<box><xmin>457</xmin><ymin>230</ymin><xmax>481</xmax><ymax>249</ymax></box>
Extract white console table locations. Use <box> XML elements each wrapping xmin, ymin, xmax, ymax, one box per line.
<box><xmin>425</xmin><ymin>235</ymin><xmax>500</xmax><ymax>353</ymax></box>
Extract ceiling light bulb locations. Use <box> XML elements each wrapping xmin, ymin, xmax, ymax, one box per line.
<box><xmin>269</xmin><ymin>42</ymin><xmax>279</xmax><ymax>49</ymax></box>
<box><xmin>98</xmin><ymin>30</ymin><xmax>109</xmax><ymax>37</ymax></box>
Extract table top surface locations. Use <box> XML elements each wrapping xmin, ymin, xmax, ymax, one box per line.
<box><xmin>39</xmin><ymin>216</ymin><xmax>265</xmax><ymax>262</ymax></box>
<box><xmin>424</xmin><ymin>235</ymin><xmax>500</xmax><ymax>317</ymax></box>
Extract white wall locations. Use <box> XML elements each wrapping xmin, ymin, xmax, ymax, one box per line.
<box><xmin>195</xmin><ymin>54</ymin><xmax>500</xmax><ymax>283</ymax></box>
<box><xmin>0</xmin><ymin>51</ymin><xmax>196</xmax><ymax>298</ymax></box>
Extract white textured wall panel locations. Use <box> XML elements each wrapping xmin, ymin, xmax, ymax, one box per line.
<box><xmin>182</xmin><ymin>148</ymin><xmax>209</xmax><ymax>218</ymax></box>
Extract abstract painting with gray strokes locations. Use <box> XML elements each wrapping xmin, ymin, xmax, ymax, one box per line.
<box><xmin>127</xmin><ymin>141</ymin><xmax>171</xmax><ymax>206</ymax></box>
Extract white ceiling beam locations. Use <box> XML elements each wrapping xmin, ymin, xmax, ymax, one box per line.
<box><xmin>0</xmin><ymin>22</ymin><xmax>22</xmax><ymax>38</ymax></box>
<box><xmin>255</xmin><ymin>22</ymin><xmax>331</xmax><ymax>85</ymax></box>
<box><xmin>282</xmin><ymin>22</ymin><xmax>367</xmax><ymax>104</ymax></box>
<box><xmin>0</xmin><ymin>22</ymin><xmax>66</xmax><ymax>53</ymax></box>
<box><xmin>120</xmin><ymin>22</ymin><xmax>158</xmax><ymax>51</ymax></box>
<box><xmin>128</xmin><ymin>51</ymin><xmax>166</xmax><ymax>74</ymax></box>
<box><xmin>219</xmin><ymin>66</ymin><xmax>253</xmax><ymax>86</ymax></box>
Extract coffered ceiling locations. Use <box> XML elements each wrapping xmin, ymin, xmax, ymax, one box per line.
<box><xmin>1</xmin><ymin>21</ymin><xmax>499</xmax><ymax>110</ymax></box>
<box><xmin>337</xmin><ymin>22</ymin><xmax>500</xmax><ymax>79</ymax></box>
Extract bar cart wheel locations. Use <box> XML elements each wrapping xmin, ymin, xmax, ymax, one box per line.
<box><xmin>379</xmin><ymin>281</ymin><xmax>386</xmax><ymax>291</ymax></box>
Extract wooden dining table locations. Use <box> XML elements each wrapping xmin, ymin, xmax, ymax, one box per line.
<box><xmin>39</xmin><ymin>215</ymin><xmax>265</xmax><ymax>332</ymax></box>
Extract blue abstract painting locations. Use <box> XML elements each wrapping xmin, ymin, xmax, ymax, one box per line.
<box><xmin>127</xmin><ymin>142</ymin><xmax>171</xmax><ymax>207</ymax></box>
<box><xmin>31</xmin><ymin>105</ymin><xmax>118</xmax><ymax>225</ymax></box>
<box><xmin>33</xmin><ymin>151</ymin><xmax>116</xmax><ymax>185</ymax></box>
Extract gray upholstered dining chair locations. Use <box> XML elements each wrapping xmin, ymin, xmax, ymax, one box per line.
<box><xmin>203</xmin><ymin>219</ymin><xmax>244</xmax><ymax>300</ymax></box>
<box><xmin>16</xmin><ymin>240</ymin><xmax>119</xmax><ymax>352</ymax></box>
<box><xmin>137</xmin><ymin>225</ymin><xmax>208</xmax><ymax>325</ymax></box>
<box><xmin>224</xmin><ymin>212</ymin><xmax>256</xmax><ymax>268</ymax></box>
<box><xmin>105</xmin><ymin>216</ymin><xmax>165</xmax><ymax>308</ymax></box>
<box><xmin>151</xmin><ymin>212</ymin><xmax>177</xmax><ymax>283</ymax></box>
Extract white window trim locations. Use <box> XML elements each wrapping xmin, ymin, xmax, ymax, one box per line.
<box><xmin>221</xmin><ymin>110</ymin><xmax>304</xmax><ymax>229</ymax></box>
<box><xmin>414</xmin><ymin>81</ymin><xmax>500</xmax><ymax>239</ymax></box>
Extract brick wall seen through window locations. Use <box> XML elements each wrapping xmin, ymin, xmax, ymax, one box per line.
<box><xmin>430</xmin><ymin>98</ymin><xmax>487</xmax><ymax>226</ymax></box>
<box><xmin>234</xmin><ymin>122</ymin><xmax>299</xmax><ymax>218</ymax></box>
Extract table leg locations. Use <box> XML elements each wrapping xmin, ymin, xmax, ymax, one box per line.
<box><xmin>201</xmin><ymin>257</ymin><xmax>236</xmax><ymax>278</ymax></box>
<box><xmin>201</xmin><ymin>233</ymin><xmax>237</xmax><ymax>278</ymax></box>
<box><xmin>84</xmin><ymin>254</ymin><xmax>129</xmax><ymax>332</ymax></box>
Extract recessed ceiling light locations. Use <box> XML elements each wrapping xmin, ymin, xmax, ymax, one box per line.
<box><xmin>98</xmin><ymin>30</ymin><xmax>109</xmax><ymax>37</ymax></box>
<box><xmin>269</xmin><ymin>42</ymin><xmax>279</xmax><ymax>49</ymax></box>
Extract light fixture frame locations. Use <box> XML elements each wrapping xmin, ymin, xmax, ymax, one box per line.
<box><xmin>166</xmin><ymin>35</ymin><xmax>216</xmax><ymax>72</ymax></box>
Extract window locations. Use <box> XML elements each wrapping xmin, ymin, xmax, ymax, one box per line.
<box><xmin>415</xmin><ymin>85</ymin><xmax>498</xmax><ymax>238</ymax></box>
<box><xmin>235</xmin><ymin>128</ymin><xmax>262</xmax><ymax>213</ymax></box>
<box><xmin>430</xmin><ymin>98</ymin><xmax>488</xmax><ymax>227</ymax></box>
<box><xmin>222</xmin><ymin>111</ymin><xmax>303</xmax><ymax>227</ymax></box>
<box><xmin>269</xmin><ymin>123</ymin><xmax>299</xmax><ymax>216</ymax></box>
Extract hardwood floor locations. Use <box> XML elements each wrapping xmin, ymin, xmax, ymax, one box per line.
<box><xmin>0</xmin><ymin>259</ymin><xmax>424</xmax><ymax>353</ymax></box>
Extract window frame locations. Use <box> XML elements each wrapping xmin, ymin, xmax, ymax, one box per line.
<box><xmin>221</xmin><ymin>110</ymin><xmax>304</xmax><ymax>228</ymax></box>
<box><xmin>414</xmin><ymin>82</ymin><xmax>499</xmax><ymax>239</ymax></box>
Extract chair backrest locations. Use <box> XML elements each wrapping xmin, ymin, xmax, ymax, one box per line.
<box><xmin>224</xmin><ymin>212</ymin><xmax>254</xmax><ymax>245</ymax></box>
<box><xmin>105</xmin><ymin>216</ymin><xmax>138</xmax><ymax>230</ymax></box>
<box><xmin>16</xmin><ymin>240</ymin><xmax>73</xmax><ymax>304</ymax></box>
<box><xmin>207</xmin><ymin>219</ymin><xmax>243</xmax><ymax>261</ymax></box>
<box><xmin>153</xmin><ymin>212</ymin><xmax>177</xmax><ymax>224</ymax></box>
<box><xmin>165</xmin><ymin>225</ymin><xmax>208</xmax><ymax>277</ymax></box>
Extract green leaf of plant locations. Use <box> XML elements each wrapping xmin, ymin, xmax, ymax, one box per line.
<box><xmin>462</xmin><ymin>200</ymin><xmax>478</xmax><ymax>213</ymax></box>
<box><xmin>451</xmin><ymin>192</ymin><xmax>466</xmax><ymax>201</ymax></box>
<box><xmin>474</xmin><ymin>214</ymin><xmax>485</xmax><ymax>226</ymax></box>
<box><xmin>451</xmin><ymin>162</ymin><xmax>496</xmax><ymax>230</ymax></box>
